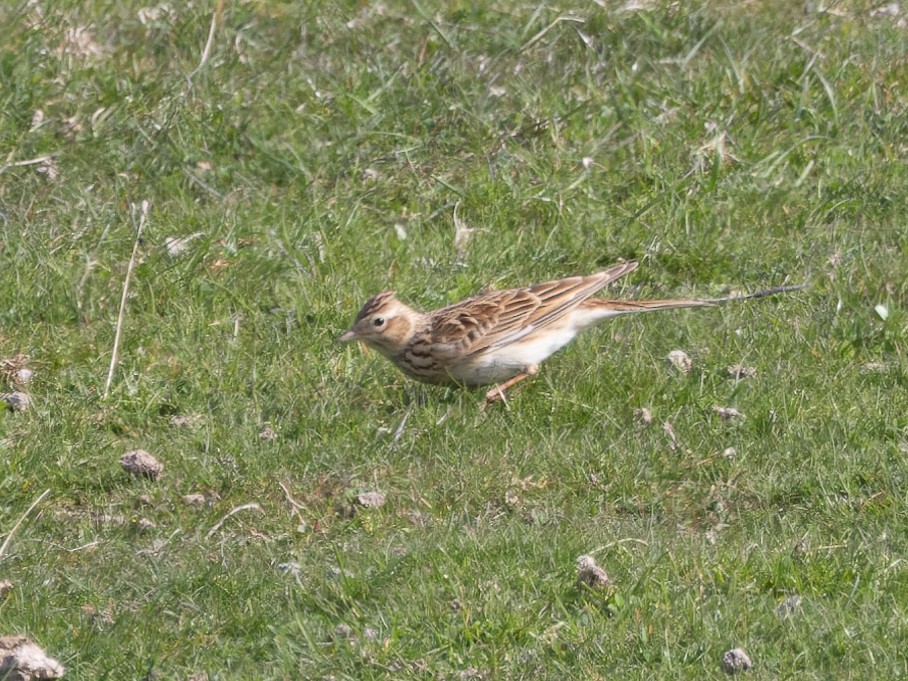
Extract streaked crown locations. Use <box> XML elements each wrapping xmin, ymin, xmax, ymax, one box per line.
<box><xmin>354</xmin><ymin>291</ymin><xmax>398</xmax><ymax>323</ymax></box>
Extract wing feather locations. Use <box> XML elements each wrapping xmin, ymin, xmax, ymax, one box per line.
<box><xmin>427</xmin><ymin>261</ymin><xmax>638</xmax><ymax>360</ymax></box>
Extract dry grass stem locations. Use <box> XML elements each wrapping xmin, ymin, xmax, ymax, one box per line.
<box><xmin>0</xmin><ymin>489</ymin><xmax>51</xmax><ymax>562</ymax></box>
<box><xmin>103</xmin><ymin>200</ymin><xmax>150</xmax><ymax>398</ymax></box>
<box><xmin>206</xmin><ymin>503</ymin><xmax>263</xmax><ymax>539</ymax></box>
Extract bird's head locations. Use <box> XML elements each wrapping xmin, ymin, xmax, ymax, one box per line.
<box><xmin>338</xmin><ymin>291</ymin><xmax>417</xmax><ymax>355</ymax></box>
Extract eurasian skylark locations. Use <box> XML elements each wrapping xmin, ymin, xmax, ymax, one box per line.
<box><xmin>339</xmin><ymin>261</ymin><xmax>799</xmax><ymax>402</ymax></box>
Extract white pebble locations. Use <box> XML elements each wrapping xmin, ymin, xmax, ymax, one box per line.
<box><xmin>667</xmin><ymin>350</ymin><xmax>692</xmax><ymax>373</ymax></box>
<box><xmin>721</xmin><ymin>647</ymin><xmax>752</xmax><ymax>674</ymax></box>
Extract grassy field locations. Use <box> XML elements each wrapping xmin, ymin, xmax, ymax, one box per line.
<box><xmin>2</xmin><ymin>0</ymin><xmax>907</xmax><ymax>678</ymax></box>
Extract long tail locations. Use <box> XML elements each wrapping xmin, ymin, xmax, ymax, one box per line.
<box><xmin>581</xmin><ymin>284</ymin><xmax>805</xmax><ymax>318</ymax></box>
<box><xmin>703</xmin><ymin>283</ymin><xmax>806</xmax><ymax>303</ymax></box>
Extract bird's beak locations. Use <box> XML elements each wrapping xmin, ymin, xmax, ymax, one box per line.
<box><xmin>338</xmin><ymin>328</ymin><xmax>357</xmax><ymax>344</ymax></box>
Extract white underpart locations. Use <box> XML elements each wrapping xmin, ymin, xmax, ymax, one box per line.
<box><xmin>456</xmin><ymin>307</ymin><xmax>660</xmax><ymax>385</ymax></box>
<box><xmin>453</xmin><ymin>307</ymin><xmax>615</xmax><ymax>385</ymax></box>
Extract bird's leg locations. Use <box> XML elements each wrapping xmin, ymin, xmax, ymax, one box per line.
<box><xmin>483</xmin><ymin>365</ymin><xmax>538</xmax><ymax>405</ymax></box>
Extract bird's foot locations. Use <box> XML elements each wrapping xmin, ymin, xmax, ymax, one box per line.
<box><xmin>482</xmin><ymin>370</ymin><xmax>535</xmax><ymax>407</ymax></box>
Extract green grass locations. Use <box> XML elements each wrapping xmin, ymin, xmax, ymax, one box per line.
<box><xmin>2</xmin><ymin>0</ymin><xmax>908</xmax><ymax>678</ymax></box>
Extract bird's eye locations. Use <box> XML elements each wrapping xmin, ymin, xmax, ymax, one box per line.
<box><xmin>373</xmin><ymin>317</ymin><xmax>385</xmax><ymax>327</ymax></box>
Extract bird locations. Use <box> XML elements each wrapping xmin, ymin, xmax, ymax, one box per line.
<box><xmin>338</xmin><ymin>261</ymin><xmax>801</xmax><ymax>403</ymax></box>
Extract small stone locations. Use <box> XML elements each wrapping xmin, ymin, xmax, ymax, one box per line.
<box><xmin>120</xmin><ymin>449</ymin><xmax>163</xmax><ymax>480</ymax></box>
<box><xmin>363</xmin><ymin>627</ymin><xmax>379</xmax><ymax>641</ymax></box>
<box><xmin>183</xmin><ymin>493</ymin><xmax>206</xmax><ymax>507</ymax></box>
<box><xmin>356</xmin><ymin>491</ymin><xmax>386</xmax><ymax>509</ymax></box>
<box><xmin>258</xmin><ymin>424</ymin><xmax>277</xmax><ymax>440</ymax></box>
<box><xmin>36</xmin><ymin>158</ymin><xmax>59</xmax><ymax>181</ymax></box>
<box><xmin>634</xmin><ymin>407</ymin><xmax>653</xmax><ymax>425</ymax></box>
<box><xmin>0</xmin><ymin>636</ymin><xmax>65</xmax><ymax>681</ymax></box>
<box><xmin>713</xmin><ymin>406</ymin><xmax>745</xmax><ymax>421</ymax></box>
<box><xmin>0</xmin><ymin>393</ymin><xmax>30</xmax><ymax>412</ymax></box>
<box><xmin>721</xmin><ymin>647</ymin><xmax>752</xmax><ymax>674</ymax></box>
<box><xmin>722</xmin><ymin>447</ymin><xmax>737</xmax><ymax>459</ymax></box>
<box><xmin>726</xmin><ymin>365</ymin><xmax>757</xmax><ymax>379</ymax></box>
<box><xmin>14</xmin><ymin>369</ymin><xmax>33</xmax><ymax>385</ymax></box>
<box><xmin>135</xmin><ymin>494</ymin><xmax>154</xmax><ymax>506</ymax></box>
<box><xmin>0</xmin><ymin>582</ymin><xmax>12</xmax><ymax>600</ymax></box>
<box><xmin>135</xmin><ymin>517</ymin><xmax>156</xmax><ymax>531</ymax></box>
<box><xmin>576</xmin><ymin>554</ymin><xmax>610</xmax><ymax>589</ymax></box>
<box><xmin>667</xmin><ymin>350</ymin><xmax>692</xmax><ymax>373</ymax></box>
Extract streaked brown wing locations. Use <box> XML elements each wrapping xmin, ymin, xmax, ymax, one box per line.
<box><xmin>428</xmin><ymin>261</ymin><xmax>638</xmax><ymax>360</ymax></box>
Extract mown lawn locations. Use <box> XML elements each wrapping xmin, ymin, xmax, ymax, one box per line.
<box><xmin>1</xmin><ymin>1</ymin><xmax>907</xmax><ymax>678</ymax></box>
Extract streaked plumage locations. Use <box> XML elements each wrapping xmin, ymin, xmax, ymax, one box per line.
<box><xmin>338</xmin><ymin>261</ymin><xmax>799</xmax><ymax>401</ymax></box>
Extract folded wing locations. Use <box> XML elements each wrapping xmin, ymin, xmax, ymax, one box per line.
<box><xmin>428</xmin><ymin>261</ymin><xmax>639</xmax><ymax>360</ymax></box>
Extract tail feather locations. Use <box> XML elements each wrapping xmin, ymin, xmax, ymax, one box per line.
<box><xmin>580</xmin><ymin>283</ymin><xmax>805</xmax><ymax>318</ymax></box>
<box><xmin>704</xmin><ymin>284</ymin><xmax>806</xmax><ymax>303</ymax></box>
<box><xmin>581</xmin><ymin>298</ymin><xmax>715</xmax><ymax>316</ymax></box>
